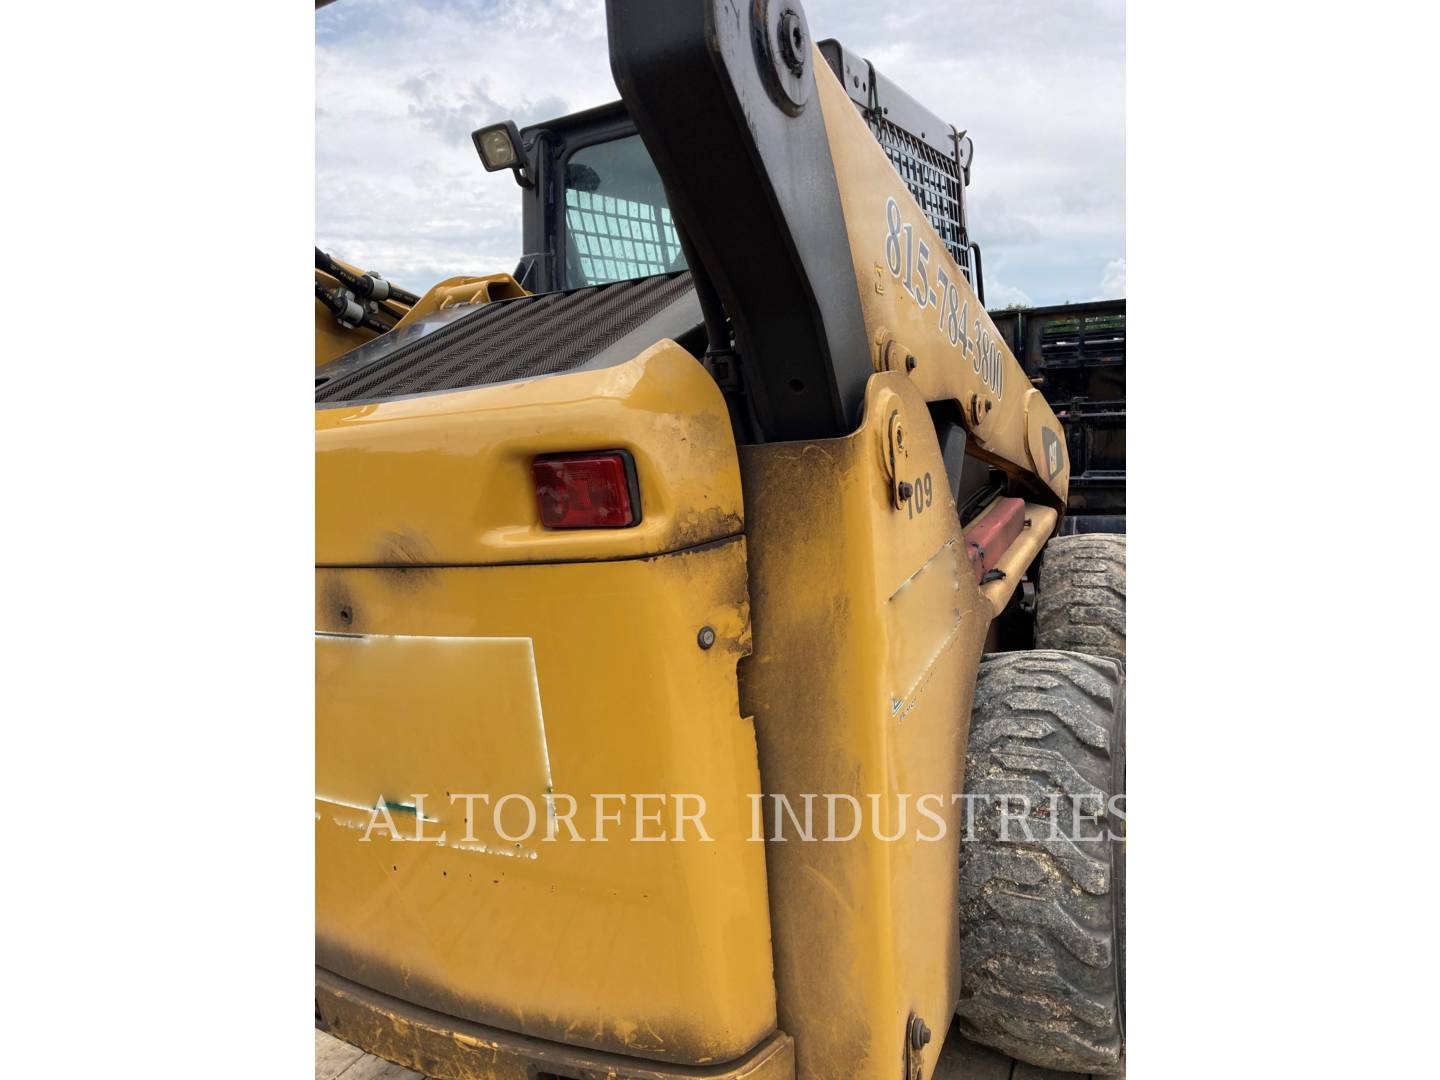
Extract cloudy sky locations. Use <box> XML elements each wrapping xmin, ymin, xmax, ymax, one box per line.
<box><xmin>317</xmin><ymin>0</ymin><xmax>1124</xmax><ymax>307</ymax></box>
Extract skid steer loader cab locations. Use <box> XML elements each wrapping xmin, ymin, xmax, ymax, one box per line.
<box><xmin>504</xmin><ymin>102</ymin><xmax>688</xmax><ymax>293</ymax></box>
<box><xmin>316</xmin><ymin>3</ymin><xmax>1123</xmax><ymax>1079</ymax></box>
<box><xmin>506</xmin><ymin>56</ymin><xmax>982</xmax><ymax>303</ymax></box>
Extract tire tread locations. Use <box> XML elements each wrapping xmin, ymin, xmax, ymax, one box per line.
<box><xmin>958</xmin><ymin>650</ymin><xmax>1125</xmax><ymax>1075</ymax></box>
<box><xmin>1035</xmin><ymin>534</ymin><xmax>1126</xmax><ymax>665</ymax></box>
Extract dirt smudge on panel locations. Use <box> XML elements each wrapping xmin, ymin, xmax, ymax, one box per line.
<box><xmin>374</xmin><ymin>530</ymin><xmax>439</xmax><ymax>591</ymax></box>
<box><xmin>316</xmin><ymin>571</ymin><xmax>358</xmax><ymax>632</ymax></box>
<box><xmin>670</xmin><ymin>505</ymin><xmax>744</xmax><ymax>551</ymax></box>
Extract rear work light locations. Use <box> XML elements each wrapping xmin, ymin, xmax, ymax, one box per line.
<box><xmin>532</xmin><ymin>451</ymin><xmax>641</xmax><ymax>529</ymax></box>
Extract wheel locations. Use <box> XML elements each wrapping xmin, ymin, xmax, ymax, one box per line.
<box><xmin>1035</xmin><ymin>533</ymin><xmax>1126</xmax><ymax>666</ymax></box>
<box><xmin>957</xmin><ymin>650</ymin><xmax>1125</xmax><ymax>1074</ymax></box>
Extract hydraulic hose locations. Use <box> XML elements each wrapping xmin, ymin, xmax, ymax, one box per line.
<box><xmin>315</xmin><ymin>280</ymin><xmax>395</xmax><ymax>335</ymax></box>
<box><xmin>672</xmin><ymin>225</ymin><xmax>729</xmax><ymax>358</ymax></box>
<box><xmin>315</xmin><ymin>247</ymin><xmax>421</xmax><ymax>307</ymax></box>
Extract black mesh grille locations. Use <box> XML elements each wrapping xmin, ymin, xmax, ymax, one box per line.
<box><xmin>315</xmin><ymin>271</ymin><xmax>693</xmax><ymax>405</ymax></box>
<box><xmin>869</xmin><ymin>116</ymin><xmax>967</xmax><ymax>268</ymax></box>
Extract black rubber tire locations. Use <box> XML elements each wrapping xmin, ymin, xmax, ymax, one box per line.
<box><xmin>1035</xmin><ymin>533</ymin><xmax>1126</xmax><ymax>666</ymax></box>
<box><xmin>957</xmin><ymin>650</ymin><xmax>1126</xmax><ymax>1075</ymax></box>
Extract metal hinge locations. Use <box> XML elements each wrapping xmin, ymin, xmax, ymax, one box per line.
<box><xmin>878</xmin><ymin>393</ymin><xmax>912</xmax><ymax>510</ymax></box>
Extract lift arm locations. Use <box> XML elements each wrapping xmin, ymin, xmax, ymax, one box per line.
<box><xmin>606</xmin><ymin>0</ymin><xmax>1070</xmax><ymax>507</ymax></box>
<box><xmin>607</xmin><ymin>0</ymin><xmax>872</xmax><ymax>442</ymax></box>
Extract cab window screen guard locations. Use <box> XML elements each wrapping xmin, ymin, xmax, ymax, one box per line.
<box><xmin>563</xmin><ymin>135</ymin><xmax>687</xmax><ymax>286</ymax></box>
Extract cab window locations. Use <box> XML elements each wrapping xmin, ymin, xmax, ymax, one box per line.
<box><xmin>563</xmin><ymin>135</ymin><xmax>687</xmax><ymax>286</ymax></box>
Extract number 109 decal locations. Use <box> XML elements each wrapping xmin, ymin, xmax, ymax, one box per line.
<box><xmin>883</xmin><ymin>196</ymin><xmax>1004</xmax><ymax>400</ymax></box>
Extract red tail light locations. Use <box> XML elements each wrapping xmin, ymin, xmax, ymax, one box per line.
<box><xmin>532</xmin><ymin>452</ymin><xmax>640</xmax><ymax>529</ymax></box>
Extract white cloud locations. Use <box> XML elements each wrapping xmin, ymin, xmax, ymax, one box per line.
<box><xmin>1098</xmin><ymin>256</ymin><xmax>1126</xmax><ymax>298</ymax></box>
<box><xmin>316</xmin><ymin>0</ymin><xmax>1124</xmax><ymax>304</ymax></box>
<box><xmin>984</xmin><ymin>281</ymin><xmax>1034</xmax><ymax>309</ymax></box>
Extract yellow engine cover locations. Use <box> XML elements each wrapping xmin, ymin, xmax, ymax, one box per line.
<box><xmin>315</xmin><ymin>344</ymin><xmax>778</xmax><ymax>1067</ymax></box>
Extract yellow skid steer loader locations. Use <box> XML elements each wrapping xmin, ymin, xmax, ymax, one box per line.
<box><xmin>314</xmin><ymin>3</ymin><xmax>1126</xmax><ymax>1078</ymax></box>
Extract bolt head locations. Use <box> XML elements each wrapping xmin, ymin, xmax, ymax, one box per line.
<box><xmin>697</xmin><ymin>626</ymin><xmax>717</xmax><ymax>650</ymax></box>
<box><xmin>779</xmin><ymin>9</ymin><xmax>806</xmax><ymax>73</ymax></box>
<box><xmin>897</xmin><ymin>480</ymin><xmax>914</xmax><ymax>501</ymax></box>
<box><xmin>905</xmin><ymin>353</ymin><xmax>917</xmax><ymax>372</ymax></box>
<box><xmin>910</xmin><ymin>1017</ymin><xmax>932</xmax><ymax>1049</ymax></box>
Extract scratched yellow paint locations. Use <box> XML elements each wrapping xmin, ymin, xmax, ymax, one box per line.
<box><xmin>738</xmin><ymin>370</ymin><xmax>988</xmax><ymax>1080</ymax></box>
<box><xmin>316</xmin><ymin>634</ymin><xmax>552</xmax><ymax>859</ymax></box>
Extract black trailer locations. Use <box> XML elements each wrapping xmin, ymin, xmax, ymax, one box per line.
<box><xmin>992</xmin><ymin>300</ymin><xmax>1126</xmax><ymax>533</ymax></box>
